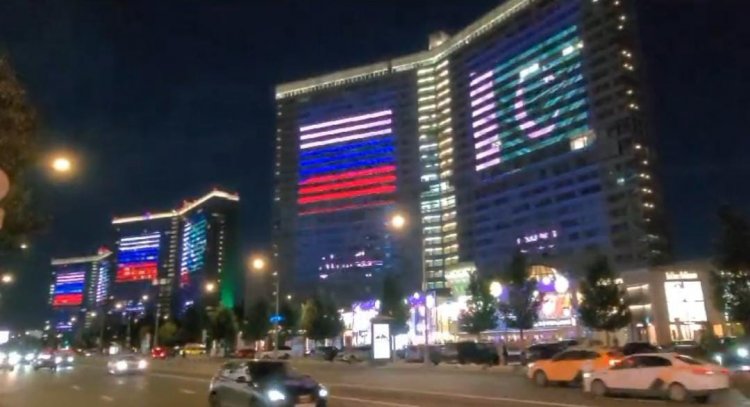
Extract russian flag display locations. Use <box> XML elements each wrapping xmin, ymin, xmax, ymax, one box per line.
<box><xmin>116</xmin><ymin>232</ymin><xmax>160</xmax><ymax>283</ymax></box>
<box><xmin>298</xmin><ymin>109</ymin><xmax>396</xmax><ymax>215</ymax></box>
<box><xmin>52</xmin><ymin>270</ymin><xmax>86</xmax><ymax>307</ymax></box>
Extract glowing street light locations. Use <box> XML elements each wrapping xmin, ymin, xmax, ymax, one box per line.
<box><xmin>141</xmin><ymin>294</ymin><xmax>149</xmax><ymax>302</ymax></box>
<box><xmin>251</xmin><ymin>257</ymin><xmax>266</xmax><ymax>271</ymax></box>
<box><xmin>19</xmin><ymin>243</ymin><xmax>28</xmax><ymax>250</ymax></box>
<box><xmin>205</xmin><ymin>282</ymin><xmax>216</xmax><ymax>293</ymax></box>
<box><xmin>490</xmin><ymin>281</ymin><xmax>503</xmax><ymax>298</ymax></box>
<box><xmin>51</xmin><ymin>156</ymin><xmax>72</xmax><ymax>173</ymax></box>
<box><xmin>389</xmin><ymin>213</ymin><xmax>406</xmax><ymax>230</ymax></box>
<box><xmin>1</xmin><ymin>273</ymin><xmax>13</xmax><ymax>284</ymax></box>
<box><xmin>115</xmin><ymin>302</ymin><xmax>124</xmax><ymax>310</ymax></box>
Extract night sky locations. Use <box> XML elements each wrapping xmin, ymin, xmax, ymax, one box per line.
<box><xmin>0</xmin><ymin>0</ymin><xmax>748</xmax><ymax>328</ymax></box>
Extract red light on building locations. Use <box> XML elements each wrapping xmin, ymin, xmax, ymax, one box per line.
<box><xmin>299</xmin><ymin>165</ymin><xmax>396</xmax><ymax>186</ymax></box>
<box><xmin>52</xmin><ymin>293</ymin><xmax>83</xmax><ymax>306</ymax></box>
<box><xmin>299</xmin><ymin>174</ymin><xmax>397</xmax><ymax>195</ymax></box>
<box><xmin>116</xmin><ymin>262</ymin><xmax>158</xmax><ymax>282</ymax></box>
<box><xmin>298</xmin><ymin>185</ymin><xmax>396</xmax><ymax>205</ymax></box>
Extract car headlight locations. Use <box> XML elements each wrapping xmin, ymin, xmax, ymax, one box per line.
<box><xmin>138</xmin><ymin>360</ymin><xmax>148</xmax><ymax>369</ymax></box>
<box><xmin>8</xmin><ymin>352</ymin><xmax>21</xmax><ymax>365</ymax></box>
<box><xmin>318</xmin><ymin>386</ymin><xmax>329</xmax><ymax>398</ymax></box>
<box><xmin>738</xmin><ymin>348</ymin><xmax>749</xmax><ymax>358</ymax></box>
<box><xmin>115</xmin><ymin>361</ymin><xmax>128</xmax><ymax>371</ymax></box>
<box><xmin>54</xmin><ymin>356</ymin><xmax>63</xmax><ymax>364</ymax></box>
<box><xmin>0</xmin><ymin>352</ymin><xmax>6</xmax><ymax>361</ymax></box>
<box><xmin>67</xmin><ymin>356</ymin><xmax>74</xmax><ymax>363</ymax></box>
<box><xmin>713</xmin><ymin>354</ymin><xmax>723</xmax><ymax>365</ymax></box>
<box><xmin>25</xmin><ymin>353</ymin><xmax>35</xmax><ymax>361</ymax></box>
<box><xmin>266</xmin><ymin>388</ymin><xmax>286</xmax><ymax>402</ymax></box>
<box><xmin>39</xmin><ymin>354</ymin><xmax>51</xmax><ymax>360</ymax></box>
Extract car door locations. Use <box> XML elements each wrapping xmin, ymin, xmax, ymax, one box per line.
<box><xmin>547</xmin><ymin>351</ymin><xmax>578</xmax><ymax>381</ymax></box>
<box><xmin>600</xmin><ymin>356</ymin><xmax>640</xmax><ymax>391</ymax></box>
<box><xmin>220</xmin><ymin>363</ymin><xmax>251</xmax><ymax>407</ymax></box>
<box><xmin>634</xmin><ymin>356</ymin><xmax>673</xmax><ymax>392</ymax></box>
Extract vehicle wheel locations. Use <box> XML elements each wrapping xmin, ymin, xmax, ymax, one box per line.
<box><xmin>668</xmin><ymin>383</ymin><xmax>688</xmax><ymax>402</ymax></box>
<box><xmin>591</xmin><ymin>380</ymin><xmax>608</xmax><ymax>397</ymax></box>
<box><xmin>695</xmin><ymin>395</ymin><xmax>709</xmax><ymax>404</ymax></box>
<box><xmin>208</xmin><ymin>392</ymin><xmax>221</xmax><ymax>407</ymax></box>
<box><xmin>534</xmin><ymin>370</ymin><xmax>548</xmax><ymax>387</ymax></box>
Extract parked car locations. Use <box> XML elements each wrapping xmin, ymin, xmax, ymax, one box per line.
<box><xmin>584</xmin><ymin>353</ymin><xmax>729</xmax><ymax>402</ymax></box>
<box><xmin>259</xmin><ymin>346</ymin><xmax>292</xmax><ymax>360</ymax></box>
<box><xmin>151</xmin><ymin>346</ymin><xmax>170</xmax><ymax>359</ymax></box>
<box><xmin>234</xmin><ymin>348</ymin><xmax>257</xmax><ymax>359</ymax></box>
<box><xmin>527</xmin><ymin>347</ymin><xmax>622</xmax><ymax>386</ymax></box>
<box><xmin>430</xmin><ymin>343</ymin><xmax>459</xmax><ymax>365</ymax></box>
<box><xmin>622</xmin><ymin>342</ymin><xmax>661</xmax><ymax>356</ymax></box>
<box><xmin>338</xmin><ymin>346</ymin><xmax>371</xmax><ymax>363</ymax></box>
<box><xmin>455</xmin><ymin>341</ymin><xmax>499</xmax><ymax>365</ymax></box>
<box><xmin>306</xmin><ymin>346</ymin><xmax>338</xmax><ymax>361</ymax></box>
<box><xmin>209</xmin><ymin>360</ymin><xmax>328</xmax><ymax>407</ymax></box>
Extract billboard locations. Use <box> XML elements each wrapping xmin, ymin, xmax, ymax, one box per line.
<box><xmin>52</xmin><ymin>266</ymin><xmax>86</xmax><ymax>307</ymax></box>
<box><xmin>116</xmin><ymin>232</ymin><xmax>160</xmax><ymax>283</ymax></box>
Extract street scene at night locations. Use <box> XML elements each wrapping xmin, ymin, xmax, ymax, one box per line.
<box><xmin>1</xmin><ymin>0</ymin><xmax>750</xmax><ymax>406</ymax></box>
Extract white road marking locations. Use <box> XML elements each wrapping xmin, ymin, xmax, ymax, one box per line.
<box><xmin>328</xmin><ymin>383</ymin><xmax>597</xmax><ymax>407</ymax></box>
<box><xmin>331</xmin><ymin>395</ymin><xmax>418</xmax><ymax>407</ymax></box>
<box><xmin>148</xmin><ymin>372</ymin><xmax>207</xmax><ymax>383</ymax></box>
<box><xmin>179</xmin><ymin>388</ymin><xmax>197</xmax><ymax>394</ymax></box>
<box><xmin>71</xmin><ymin>385</ymin><xmax>81</xmax><ymax>391</ymax></box>
<box><xmin>100</xmin><ymin>395</ymin><xmax>114</xmax><ymax>402</ymax></box>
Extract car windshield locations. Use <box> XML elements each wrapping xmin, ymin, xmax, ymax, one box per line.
<box><xmin>675</xmin><ymin>355</ymin><xmax>703</xmax><ymax>365</ymax></box>
<box><xmin>248</xmin><ymin>362</ymin><xmax>288</xmax><ymax>379</ymax></box>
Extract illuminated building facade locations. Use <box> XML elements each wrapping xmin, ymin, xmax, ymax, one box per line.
<box><xmin>274</xmin><ymin>0</ymin><xmax>669</xmax><ymax>301</ymax></box>
<box><xmin>112</xmin><ymin>190</ymin><xmax>240</xmax><ymax>318</ymax></box>
<box><xmin>50</xmin><ymin>249</ymin><xmax>113</xmax><ymax>332</ymax></box>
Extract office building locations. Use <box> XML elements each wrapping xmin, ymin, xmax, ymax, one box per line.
<box><xmin>273</xmin><ymin>0</ymin><xmax>669</xmax><ymax>301</ymax></box>
<box><xmin>112</xmin><ymin>189</ymin><xmax>241</xmax><ymax>318</ymax></box>
<box><xmin>49</xmin><ymin>248</ymin><xmax>113</xmax><ymax>332</ymax></box>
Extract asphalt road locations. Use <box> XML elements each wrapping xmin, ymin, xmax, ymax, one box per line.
<box><xmin>0</xmin><ymin>359</ymin><xmax>748</xmax><ymax>407</ymax></box>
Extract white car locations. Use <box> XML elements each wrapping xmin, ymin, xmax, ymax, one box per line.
<box><xmin>258</xmin><ymin>346</ymin><xmax>292</xmax><ymax>360</ymax></box>
<box><xmin>107</xmin><ymin>355</ymin><xmax>149</xmax><ymax>375</ymax></box>
<box><xmin>583</xmin><ymin>353</ymin><xmax>729</xmax><ymax>402</ymax></box>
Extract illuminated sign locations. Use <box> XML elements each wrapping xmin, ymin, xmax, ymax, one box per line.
<box><xmin>517</xmin><ymin>229</ymin><xmax>558</xmax><ymax>245</ymax></box>
<box><xmin>469</xmin><ymin>24</ymin><xmax>590</xmax><ymax>172</ymax></box>
<box><xmin>180</xmin><ymin>213</ymin><xmax>208</xmax><ymax>287</ymax></box>
<box><xmin>116</xmin><ymin>232</ymin><xmax>160</xmax><ymax>283</ymax></box>
<box><xmin>372</xmin><ymin>322</ymin><xmax>391</xmax><ymax>360</ymax></box>
<box><xmin>52</xmin><ymin>268</ymin><xmax>86</xmax><ymax>307</ymax></box>
<box><xmin>298</xmin><ymin>109</ymin><xmax>396</xmax><ymax>215</ymax></box>
<box><xmin>665</xmin><ymin>271</ymin><xmax>699</xmax><ymax>281</ymax></box>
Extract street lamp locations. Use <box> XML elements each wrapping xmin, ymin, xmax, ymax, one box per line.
<box><xmin>19</xmin><ymin>243</ymin><xmax>28</xmax><ymax>250</ymax></box>
<box><xmin>205</xmin><ymin>282</ymin><xmax>216</xmax><ymax>293</ymax></box>
<box><xmin>1</xmin><ymin>273</ymin><xmax>13</xmax><ymax>284</ymax></box>
<box><xmin>490</xmin><ymin>281</ymin><xmax>503</xmax><ymax>298</ymax></box>
<box><xmin>251</xmin><ymin>254</ymin><xmax>280</xmax><ymax>358</ymax></box>
<box><xmin>51</xmin><ymin>156</ymin><xmax>72</xmax><ymax>173</ymax></box>
<box><xmin>141</xmin><ymin>294</ymin><xmax>149</xmax><ymax>302</ymax></box>
<box><xmin>390</xmin><ymin>213</ymin><xmax>406</xmax><ymax>230</ymax></box>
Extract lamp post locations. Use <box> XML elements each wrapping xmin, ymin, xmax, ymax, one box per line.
<box><xmin>252</xmin><ymin>255</ymin><xmax>280</xmax><ymax>358</ymax></box>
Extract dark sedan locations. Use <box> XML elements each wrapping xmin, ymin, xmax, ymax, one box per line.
<box><xmin>209</xmin><ymin>360</ymin><xmax>328</xmax><ymax>407</ymax></box>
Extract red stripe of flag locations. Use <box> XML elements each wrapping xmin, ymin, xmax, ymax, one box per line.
<box><xmin>53</xmin><ymin>294</ymin><xmax>83</xmax><ymax>306</ymax></box>
<box><xmin>299</xmin><ymin>165</ymin><xmax>395</xmax><ymax>186</ymax></box>
<box><xmin>298</xmin><ymin>185</ymin><xmax>396</xmax><ymax>205</ymax></box>
<box><xmin>299</xmin><ymin>200</ymin><xmax>394</xmax><ymax>216</ymax></box>
<box><xmin>299</xmin><ymin>174</ymin><xmax>396</xmax><ymax>195</ymax></box>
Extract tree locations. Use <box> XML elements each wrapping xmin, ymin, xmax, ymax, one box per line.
<box><xmin>158</xmin><ymin>321</ymin><xmax>178</xmax><ymax>347</ymax></box>
<box><xmin>178</xmin><ymin>305</ymin><xmax>205</xmax><ymax>344</ymax></box>
<box><xmin>380</xmin><ymin>273</ymin><xmax>410</xmax><ymax>334</ymax></box>
<box><xmin>577</xmin><ymin>255</ymin><xmax>631</xmax><ymax>345</ymax></box>
<box><xmin>242</xmin><ymin>299</ymin><xmax>271</xmax><ymax>343</ymax></box>
<box><xmin>0</xmin><ymin>54</ymin><xmax>43</xmax><ymax>252</ymax></box>
<box><xmin>279</xmin><ymin>299</ymin><xmax>299</xmax><ymax>336</ymax></box>
<box><xmin>497</xmin><ymin>252</ymin><xmax>543</xmax><ymax>341</ymax></box>
<box><xmin>301</xmin><ymin>295</ymin><xmax>343</xmax><ymax>342</ymax></box>
<box><xmin>209</xmin><ymin>306</ymin><xmax>238</xmax><ymax>353</ymax></box>
<box><xmin>711</xmin><ymin>206</ymin><xmax>750</xmax><ymax>334</ymax></box>
<box><xmin>459</xmin><ymin>275</ymin><xmax>498</xmax><ymax>339</ymax></box>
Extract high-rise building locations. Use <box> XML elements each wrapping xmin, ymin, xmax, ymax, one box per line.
<box><xmin>274</xmin><ymin>0</ymin><xmax>669</xmax><ymax>300</ymax></box>
<box><xmin>112</xmin><ymin>189</ymin><xmax>241</xmax><ymax>318</ymax></box>
<box><xmin>50</xmin><ymin>248</ymin><xmax>113</xmax><ymax>332</ymax></box>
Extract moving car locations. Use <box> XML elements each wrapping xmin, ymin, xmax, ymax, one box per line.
<box><xmin>151</xmin><ymin>346</ymin><xmax>170</xmax><ymax>359</ymax></box>
<box><xmin>209</xmin><ymin>360</ymin><xmax>328</xmax><ymax>407</ymax></box>
<box><xmin>181</xmin><ymin>343</ymin><xmax>207</xmax><ymax>356</ymax></box>
<box><xmin>622</xmin><ymin>342</ymin><xmax>661</xmax><ymax>356</ymax></box>
<box><xmin>107</xmin><ymin>355</ymin><xmax>149</xmax><ymax>375</ymax></box>
<box><xmin>711</xmin><ymin>337</ymin><xmax>750</xmax><ymax>372</ymax></box>
<box><xmin>305</xmin><ymin>346</ymin><xmax>338</xmax><ymax>362</ymax></box>
<box><xmin>235</xmin><ymin>348</ymin><xmax>257</xmax><ymax>359</ymax></box>
<box><xmin>584</xmin><ymin>353</ymin><xmax>729</xmax><ymax>402</ymax></box>
<box><xmin>528</xmin><ymin>347</ymin><xmax>622</xmax><ymax>386</ymax></box>
<box><xmin>0</xmin><ymin>351</ymin><xmax>21</xmax><ymax>371</ymax></box>
<box><xmin>526</xmin><ymin>342</ymin><xmax>566</xmax><ymax>364</ymax></box>
<box><xmin>259</xmin><ymin>346</ymin><xmax>293</xmax><ymax>360</ymax></box>
<box><xmin>33</xmin><ymin>351</ymin><xmax>75</xmax><ymax>371</ymax></box>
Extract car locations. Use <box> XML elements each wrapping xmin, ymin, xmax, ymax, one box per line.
<box><xmin>181</xmin><ymin>343</ymin><xmax>207</xmax><ymax>357</ymax></box>
<box><xmin>622</xmin><ymin>342</ymin><xmax>661</xmax><ymax>356</ymax></box>
<box><xmin>526</xmin><ymin>342</ymin><xmax>566</xmax><ymax>364</ymax></box>
<box><xmin>151</xmin><ymin>346</ymin><xmax>170</xmax><ymax>359</ymax></box>
<box><xmin>710</xmin><ymin>337</ymin><xmax>750</xmax><ymax>372</ymax></box>
<box><xmin>584</xmin><ymin>353</ymin><xmax>729</xmax><ymax>402</ymax></box>
<box><xmin>0</xmin><ymin>351</ymin><xmax>21</xmax><ymax>371</ymax></box>
<box><xmin>33</xmin><ymin>351</ymin><xmax>75</xmax><ymax>371</ymax></box>
<box><xmin>107</xmin><ymin>355</ymin><xmax>149</xmax><ymax>375</ymax></box>
<box><xmin>455</xmin><ymin>341</ymin><xmax>499</xmax><ymax>365</ymax></box>
<box><xmin>338</xmin><ymin>346</ymin><xmax>371</xmax><ymax>363</ymax></box>
<box><xmin>209</xmin><ymin>360</ymin><xmax>328</xmax><ymax>407</ymax></box>
<box><xmin>235</xmin><ymin>348</ymin><xmax>258</xmax><ymax>359</ymax></box>
<box><xmin>305</xmin><ymin>346</ymin><xmax>338</xmax><ymax>362</ymax></box>
<box><xmin>527</xmin><ymin>347</ymin><xmax>622</xmax><ymax>386</ymax></box>
<box><xmin>259</xmin><ymin>346</ymin><xmax>293</xmax><ymax>360</ymax></box>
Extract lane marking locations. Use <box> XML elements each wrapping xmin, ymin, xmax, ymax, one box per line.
<box><xmin>331</xmin><ymin>395</ymin><xmax>418</xmax><ymax>407</ymax></box>
<box><xmin>179</xmin><ymin>388</ymin><xmax>197</xmax><ymax>394</ymax></box>
<box><xmin>148</xmin><ymin>372</ymin><xmax>207</xmax><ymax>383</ymax></box>
<box><xmin>328</xmin><ymin>383</ymin><xmax>596</xmax><ymax>407</ymax></box>
<box><xmin>71</xmin><ymin>385</ymin><xmax>81</xmax><ymax>391</ymax></box>
<box><xmin>100</xmin><ymin>395</ymin><xmax>114</xmax><ymax>402</ymax></box>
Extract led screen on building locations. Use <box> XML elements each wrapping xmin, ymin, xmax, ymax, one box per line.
<box><xmin>180</xmin><ymin>213</ymin><xmax>208</xmax><ymax>287</ymax></box>
<box><xmin>469</xmin><ymin>25</ymin><xmax>591</xmax><ymax>172</ymax></box>
<box><xmin>116</xmin><ymin>232</ymin><xmax>160</xmax><ymax>282</ymax></box>
<box><xmin>52</xmin><ymin>267</ymin><xmax>86</xmax><ymax>307</ymax></box>
<box><xmin>297</xmin><ymin>109</ymin><xmax>396</xmax><ymax>215</ymax></box>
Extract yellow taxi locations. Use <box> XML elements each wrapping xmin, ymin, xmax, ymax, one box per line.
<box><xmin>527</xmin><ymin>347</ymin><xmax>622</xmax><ymax>386</ymax></box>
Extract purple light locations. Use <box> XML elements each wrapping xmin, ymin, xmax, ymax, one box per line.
<box><xmin>469</xmin><ymin>70</ymin><xmax>493</xmax><ymax>87</ymax></box>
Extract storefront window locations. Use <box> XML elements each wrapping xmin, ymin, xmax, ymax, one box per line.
<box><xmin>664</xmin><ymin>280</ymin><xmax>707</xmax><ymax>340</ymax></box>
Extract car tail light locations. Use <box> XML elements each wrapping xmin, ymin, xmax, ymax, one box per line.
<box><xmin>609</xmin><ymin>359</ymin><xmax>621</xmax><ymax>367</ymax></box>
<box><xmin>692</xmin><ymin>368</ymin><xmax>720</xmax><ymax>375</ymax></box>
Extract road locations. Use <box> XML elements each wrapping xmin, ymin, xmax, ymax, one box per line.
<box><xmin>0</xmin><ymin>358</ymin><xmax>748</xmax><ymax>407</ymax></box>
